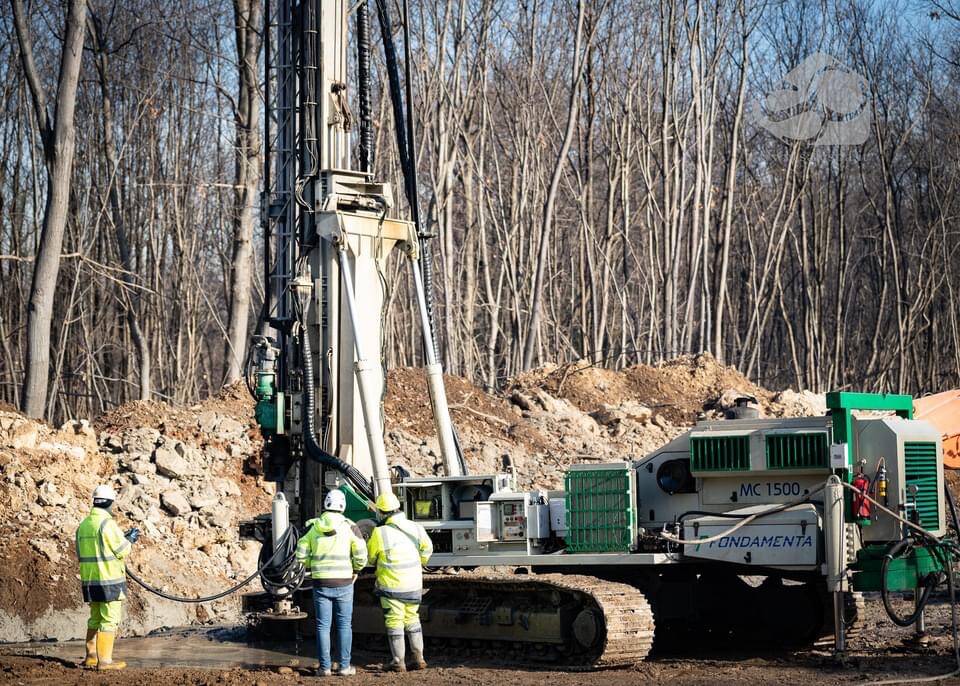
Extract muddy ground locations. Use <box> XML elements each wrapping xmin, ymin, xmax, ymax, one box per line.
<box><xmin>2</xmin><ymin>598</ymin><xmax>959</xmax><ymax>685</ymax></box>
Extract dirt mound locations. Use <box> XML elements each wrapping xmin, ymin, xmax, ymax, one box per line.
<box><xmin>384</xmin><ymin>354</ymin><xmax>828</xmax><ymax>490</ymax></box>
<box><xmin>385</xmin><ymin>369</ymin><xmax>518</xmax><ymax>438</ymax></box>
<box><xmin>0</xmin><ymin>386</ymin><xmax>271</xmax><ymax>643</ymax></box>
<box><xmin>511</xmin><ymin>353</ymin><xmax>771</xmax><ymax>423</ymax></box>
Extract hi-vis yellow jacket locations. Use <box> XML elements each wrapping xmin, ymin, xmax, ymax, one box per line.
<box><xmin>295</xmin><ymin>512</ymin><xmax>367</xmax><ymax>581</ymax></box>
<box><xmin>75</xmin><ymin>508</ymin><xmax>131</xmax><ymax>602</ymax></box>
<box><xmin>367</xmin><ymin>512</ymin><xmax>433</xmax><ymax>601</ymax></box>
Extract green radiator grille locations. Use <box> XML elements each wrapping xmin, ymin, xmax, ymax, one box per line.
<box><xmin>565</xmin><ymin>468</ymin><xmax>634</xmax><ymax>553</ymax></box>
<box><xmin>765</xmin><ymin>432</ymin><xmax>830</xmax><ymax>470</ymax></box>
<box><xmin>904</xmin><ymin>442</ymin><xmax>940</xmax><ymax>531</ymax></box>
<box><xmin>690</xmin><ymin>435</ymin><xmax>751</xmax><ymax>472</ymax></box>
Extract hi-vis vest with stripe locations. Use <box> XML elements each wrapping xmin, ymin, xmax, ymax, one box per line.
<box><xmin>75</xmin><ymin>508</ymin><xmax>131</xmax><ymax>602</ymax></box>
<box><xmin>367</xmin><ymin>513</ymin><xmax>433</xmax><ymax>600</ymax></box>
<box><xmin>295</xmin><ymin>512</ymin><xmax>367</xmax><ymax>580</ymax></box>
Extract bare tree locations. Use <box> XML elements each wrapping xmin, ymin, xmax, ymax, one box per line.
<box><xmin>223</xmin><ymin>0</ymin><xmax>262</xmax><ymax>385</ymax></box>
<box><xmin>11</xmin><ymin>0</ymin><xmax>88</xmax><ymax>418</ymax></box>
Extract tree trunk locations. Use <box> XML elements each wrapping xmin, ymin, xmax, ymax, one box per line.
<box><xmin>521</xmin><ymin>0</ymin><xmax>587</xmax><ymax>371</ymax></box>
<box><xmin>89</xmin><ymin>10</ymin><xmax>151</xmax><ymax>401</ymax></box>
<box><xmin>224</xmin><ymin>0</ymin><xmax>262</xmax><ymax>385</ymax></box>
<box><xmin>13</xmin><ymin>0</ymin><xmax>88</xmax><ymax>418</ymax></box>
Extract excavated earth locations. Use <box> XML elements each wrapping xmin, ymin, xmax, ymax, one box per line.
<box><xmin>1</xmin><ymin>352</ymin><xmax>957</xmax><ymax>683</ymax></box>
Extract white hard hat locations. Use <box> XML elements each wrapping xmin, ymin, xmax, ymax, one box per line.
<box><xmin>93</xmin><ymin>484</ymin><xmax>117</xmax><ymax>501</ymax></box>
<box><xmin>323</xmin><ymin>489</ymin><xmax>346</xmax><ymax>513</ymax></box>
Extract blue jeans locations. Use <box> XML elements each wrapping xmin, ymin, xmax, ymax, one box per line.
<box><xmin>313</xmin><ymin>584</ymin><xmax>354</xmax><ymax>671</ymax></box>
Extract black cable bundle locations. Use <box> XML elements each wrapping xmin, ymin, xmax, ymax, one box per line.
<box><xmin>258</xmin><ymin>524</ymin><xmax>305</xmax><ymax>598</ymax></box>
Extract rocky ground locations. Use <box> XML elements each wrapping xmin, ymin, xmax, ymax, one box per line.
<box><xmin>0</xmin><ymin>353</ymin><xmax>832</xmax><ymax>645</ymax></box>
<box><xmin>0</xmin><ymin>385</ymin><xmax>271</xmax><ymax>643</ymax></box>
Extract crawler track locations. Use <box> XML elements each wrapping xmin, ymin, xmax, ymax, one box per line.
<box><xmin>350</xmin><ymin>573</ymin><xmax>655</xmax><ymax>667</ymax></box>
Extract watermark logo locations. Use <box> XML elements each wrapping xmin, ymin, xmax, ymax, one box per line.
<box><xmin>750</xmin><ymin>52</ymin><xmax>870</xmax><ymax>146</ymax></box>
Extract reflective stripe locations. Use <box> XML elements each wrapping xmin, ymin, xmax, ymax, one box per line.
<box><xmin>82</xmin><ymin>579</ymin><xmax>125</xmax><ymax>587</ymax></box>
<box><xmin>380</xmin><ymin>560</ymin><xmax>421</xmax><ymax>571</ymax></box>
<box><xmin>78</xmin><ymin>554</ymin><xmax>116</xmax><ymax>563</ymax></box>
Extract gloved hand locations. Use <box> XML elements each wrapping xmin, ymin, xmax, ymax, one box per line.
<box><xmin>124</xmin><ymin>528</ymin><xmax>141</xmax><ymax>544</ymax></box>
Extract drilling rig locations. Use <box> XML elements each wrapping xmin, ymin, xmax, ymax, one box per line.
<box><xmin>242</xmin><ymin>0</ymin><xmax>955</xmax><ymax>666</ymax></box>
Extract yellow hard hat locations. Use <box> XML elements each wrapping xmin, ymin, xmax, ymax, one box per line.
<box><xmin>375</xmin><ymin>492</ymin><xmax>401</xmax><ymax>513</ymax></box>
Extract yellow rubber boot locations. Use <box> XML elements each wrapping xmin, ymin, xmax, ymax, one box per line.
<box><xmin>81</xmin><ymin>629</ymin><xmax>98</xmax><ymax>668</ymax></box>
<box><xmin>96</xmin><ymin>631</ymin><xmax>126</xmax><ymax>671</ymax></box>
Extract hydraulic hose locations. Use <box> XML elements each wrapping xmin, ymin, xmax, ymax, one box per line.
<box><xmin>257</xmin><ymin>523</ymin><xmax>305</xmax><ymax>598</ymax></box>
<box><xmin>374</xmin><ymin>0</ymin><xmax>467</xmax><ymax>476</ymax></box>
<box><xmin>296</xmin><ymin>299</ymin><xmax>376</xmax><ymax>501</ymax></box>
<box><xmin>880</xmin><ymin>538</ymin><xmax>937</xmax><ymax>627</ymax></box>
<box><xmin>356</xmin><ymin>0</ymin><xmax>374</xmax><ymax>174</ymax></box>
<box><xmin>127</xmin><ymin>526</ymin><xmax>299</xmax><ymax>603</ymax></box>
<box><xmin>373</xmin><ymin>0</ymin><xmax>412</xmax><ymax>202</ymax></box>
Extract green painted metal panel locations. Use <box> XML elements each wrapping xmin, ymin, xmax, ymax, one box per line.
<box><xmin>826</xmin><ymin>391</ymin><xmax>914</xmax><ymax>474</ymax></box>
<box><xmin>564</xmin><ymin>468</ymin><xmax>634</xmax><ymax>553</ymax></box>
<box><xmin>690</xmin><ymin>435</ymin><xmax>751</xmax><ymax>472</ymax></box>
<box><xmin>852</xmin><ymin>544</ymin><xmax>945</xmax><ymax>592</ymax></box>
<box><xmin>340</xmin><ymin>481</ymin><xmax>376</xmax><ymax>524</ymax></box>
<box><xmin>904</xmin><ymin>441</ymin><xmax>940</xmax><ymax>531</ymax></box>
<box><xmin>765</xmin><ymin>432</ymin><xmax>830</xmax><ymax>470</ymax></box>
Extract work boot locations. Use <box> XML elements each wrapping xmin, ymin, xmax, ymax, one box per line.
<box><xmin>406</xmin><ymin>625</ymin><xmax>427</xmax><ymax>670</ymax></box>
<box><xmin>385</xmin><ymin>630</ymin><xmax>406</xmax><ymax>672</ymax></box>
<box><xmin>81</xmin><ymin>629</ymin><xmax>98</xmax><ymax>668</ymax></box>
<box><xmin>95</xmin><ymin>631</ymin><xmax>126</xmax><ymax>671</ymax></box>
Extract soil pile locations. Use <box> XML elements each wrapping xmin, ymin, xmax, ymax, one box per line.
<box><xmin>384</xmin><ymin>353</ymin><xmax>827</xmax><ymax>490</ymax></box>
<box><xmin>0</xmin><ymin>385</ymin><xmax>271</xmax><ymax>643</ymax></box>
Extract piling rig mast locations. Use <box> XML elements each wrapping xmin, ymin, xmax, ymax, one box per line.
<box><xmin>252</xmin><ymin>0</ymin><xmax>463</xmax><ymax>529</ymax></box>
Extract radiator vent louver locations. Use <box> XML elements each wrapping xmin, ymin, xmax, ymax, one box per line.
<box><xmin>765</xmin><ymin>432</ymin><xmax>830</xmax><ymax>470</ymax></box>
<box><xmin>904</xmin><ymin>441</ymin><xmax>940</xmax><ymax>531</ymax></box>
<box><xmin>564</xmin><ymin>467</ymin><xmax>635</xmax><ymax>553</ymax></box>
<box><xmin>690</xmin><ymin>435</ymin><xmax>751</xmax><ymax>472</ymax></box>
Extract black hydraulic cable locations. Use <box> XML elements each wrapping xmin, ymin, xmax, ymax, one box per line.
<box><xmin>296</xmin><ymin>299</ymin><xmax>375</xmax><ymax>501</ymax></box>
<box><xmin>398</xmin><ymin>0</ymin><xmax>465</xmax><ymax>473</ymax></box>
<box><xmin>399</xmin><ymin>0</ymin><xmax>440</xmax><ymax>351</ymax></box>
<box><xmin>374</xmin><ymin>0</ymin><xmax>467</xmax><ymax>474</ymax></box>
<box><xmin>257</xmin><ymin>524</ymin><xmax>305</xmax><ymax>598</ymax></box>
<box><xmin>373</xmin><ymin>0</ymin><xmax>412</xmax><ymax>202</ymax></box>
<box><xmin>127</xmin><ymin>527</ymin><xmax>298</xmax><ymax>603</ymax></box>
<box><xmin>880</xmin><ymin>539</ymin><xmax>937</xmax><ymax>627</ymax></box>
<box><xmin>399</xmin><ymin>0</ymin><xmax>423</xmax><ymax>236</ymax></box>
<box><xmin>356</xmin><ymin>0</ymin><xmax>374</xmax><ymax>174</ymax></box>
